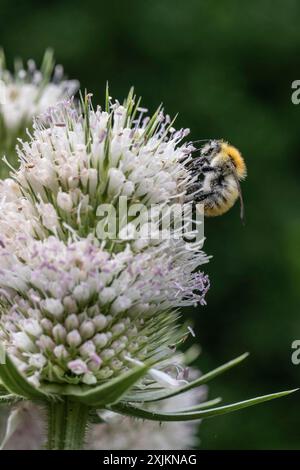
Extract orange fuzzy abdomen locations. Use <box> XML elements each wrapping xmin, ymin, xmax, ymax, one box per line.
<box><xmin>204</xmin><ymin>182</ymin><xmax>239</xmax><ymax>217</ymax></box>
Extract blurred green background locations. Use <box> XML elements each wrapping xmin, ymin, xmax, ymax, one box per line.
<box><xmin>1</xmin><ymin>0</ymin><xmax>300</xmax><ymax>449</ymax></box>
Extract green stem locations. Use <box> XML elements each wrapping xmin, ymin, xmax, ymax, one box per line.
<box><xmin>47</xmin><ymin>398</ymin><xmax>89</xmax><ymax>450</ymax></box>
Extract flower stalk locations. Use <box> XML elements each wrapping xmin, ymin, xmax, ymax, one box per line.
<box><xmin>47</xmin><ymin>398</ymin><xmax>89</xmax><ymax>450</ymax></box>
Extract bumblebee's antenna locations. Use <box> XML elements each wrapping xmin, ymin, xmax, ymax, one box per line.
<box><xmin>191</xmin><ymin>139</ymin><xmax>212</xmax><ymax>145</ymax></box>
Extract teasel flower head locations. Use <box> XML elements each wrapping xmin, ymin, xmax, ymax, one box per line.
<box><xmin>0</xmin><ymin>89</ymin><xmax>294</xmax><ymax>450</ymax></box>
<box><xmin>0</xmin><ymin>49</ymin><xmax>78</xmax><ymax>177</ymax></box>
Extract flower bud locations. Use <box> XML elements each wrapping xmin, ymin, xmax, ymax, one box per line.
<box><xmin>111</xmin><ymin>296</ymin><xmax>132</xmax><ymax>315</ymax></box>
<box><xmin>57</xmin><ymin>192</ymin><xmax>73</xmax><ymax>212</ymax></box>
<box><xmin>79</xmin><ymin>320</ymin><xmax>95</xmax><ymax>340</ymax></box>
<box><xmin>82</xmin><ymin>372</ymin><xmax>97</xmax><ymax>385</ymax></box>
<box><xmin>97</xmin><ymin>367</ymin><xmax>114</xmax><ymax>379</ymax></box>
<box><xmin>37</xmin><ymin>335</ymin><xmax>55</xmax><ymax>352</ymax></box>
<box><xmin>23</xmin><ymin>319</ymin><xmax>43</xmax><ymax>337</ymax></box>
<box><xmin>54</xmin><ymin>344</ymin><xmax>69</xmax><ymax>359</ymax></box>
<box><xmin>111</xmin><ymin>322</ymin><xmax>126</xmax><ymax>336</ymax></box>
<box><xmin>101</xmin><ymin>349</ymin><xmax>115</xmax><ymax>361</ymax></box>
<box><xmin>87</xmin><ymin>354</ymin><xmax>103</xmax><ymax>371</ymax></box>
<box><xmin>52</xmin><ymin>324</ymin><xmax>67</xmax><ymax>343</ymax></box>
<box><xmin>63</xmin><ymin>296</ymin><xmax>78</xmax><ymax>314</ymax></box>
<box><xmin>99</xmin><ymin>287</ymin><xmax>115</xmax><ymax>305</ymax></box>
<box><xmin>121</xmin><ymin>181</ymin><xmax>135</xmax><ymax>197</ymax></box>
<box><xmin>87</xmin><ymin>168</ymin><xmax>98</xmax><ymax>197</ymax></box>
<box><xmin>93</xmin><ymin>314</ymin><xmax>107</xmax><ymax>331</ymax></box>
<box><xmin>110</xmin><ymin>359</ymin><xmax>123</xmax><ymax>371</ymax></box>
<box><xmin>66</xmin><ymin>330</ymin><xmax>82</xmax><ymax>347</ymax></box>
<box><xmin>79</xmin><ymin>340</ymin><xmax>96</xmax><ymax>358</ymax></box>
<box><xmin>68</xmin><ymin>359</ymin><xmax>88</xmax><ymax>375</ymax></box>
<box><xmin>29</xmin><ymin>353</ymin><xmax>47</xmax><ymax>368</ymax></box>
<box><xmin>93</xmin><ymin>333</ymin><xmax>109</xmax><ymax>348</ymax></box>
<box><xmin>37</xmin><ymin>203</ymin><xmax>59</xmax><ymax>231</ymax></box>
<box><xmin>40</xmin><ymin>318</ymin><xmax>53</xmax><ymax>334</ymax></box>
<box><xmin>73</xmin><ymin>283</ymin><xmax>90</xmax><ymax>304</ymax></box>
<box><xmin>13</xmin><ymin>332</ymin><xmax>36</xmax><ymax>352</ymax></box>
<box><xmin>107</xmin><ymin>168</ymin><xmax>125</xmax><ymax>196</ymax></box>
<box><xmin>65</xmin><ymin>314</ymin><xmax>79</xmax><ymax>331</ymax></box>
<box><xmin>41</xmin><ymin>298</ymin><xmax>64</xmax><ymax>319</ymax></box>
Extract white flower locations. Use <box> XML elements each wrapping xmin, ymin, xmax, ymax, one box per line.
<box><xmin>0</xmin><ymin>49</ymin><xmax>78</xmax><ymax>177</ymax></box>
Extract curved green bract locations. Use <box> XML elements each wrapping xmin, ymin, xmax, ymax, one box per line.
<box><xmin>111</xmin><ymin>388</ymin><xmax>298</xmax><ymax>422</ymax></box>
<box><xmin>174</xmin><ymin>397</ymin><xmax>222</xmax><ymax>412</ymax></box>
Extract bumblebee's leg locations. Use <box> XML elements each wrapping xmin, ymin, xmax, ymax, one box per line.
<box><xmin>194</xmin><ymin>191</ymin><xmax>215</xmax><ymax>202</ymax></box>
<box><xmin>201</xmin><ymin>166</ymin><xmax>222</xmax><ymax>174</ymax></box>
<box><xmin>185</xmin><ymin>156</ymin><xmax>211</xmax><ymax>172</ymax></box>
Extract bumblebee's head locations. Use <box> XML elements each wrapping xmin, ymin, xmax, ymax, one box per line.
<box><xmin>200</xmin><ymin>140</ymin><xmax>221</xmax><ymax>160</ymax></box>
<box><xmin>200</xmin><ymin>140</ymin><xmax>247</xmax><ymax>181</ymax></box>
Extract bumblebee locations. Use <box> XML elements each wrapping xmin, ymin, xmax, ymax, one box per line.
<box><xmin>187</xmin><ymin>140</ymin><xmax>247</xmax><ymax>220</ymax></box>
